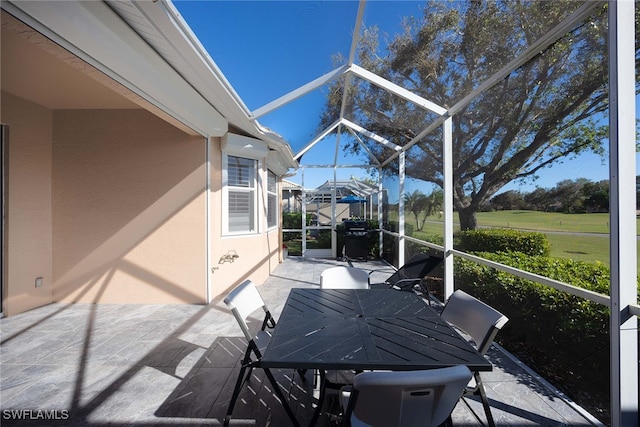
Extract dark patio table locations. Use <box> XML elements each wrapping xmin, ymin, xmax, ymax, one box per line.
<box><xmin>260</xmin><ymin>288</ymin><xmax>492</xmax><ymax>425</ymax></box>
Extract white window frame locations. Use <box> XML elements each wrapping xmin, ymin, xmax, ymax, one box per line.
<box><xmin>266</xmin><ymin>170</ymin><xmax>278</xmax><ymax>230</ymax></box>
<box><xmin>223</xmin><ymin>154</ymin><xmax>259</xmax><ymax>236</ymax></box>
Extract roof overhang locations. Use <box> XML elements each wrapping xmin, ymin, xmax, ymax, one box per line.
<box><xmin>2</xmin><ymin>0</ymin><xmax>298</xmax><ymax>172</ymax></box>
<box><xmin>3</xmin><ymin>0</ymin><xmax>227</xmax><ymax>137</ymax></box>
<box><xmin>121</xmin><ymin>0</ymin><xmax>298</xmax><ymax>171</ymax></box>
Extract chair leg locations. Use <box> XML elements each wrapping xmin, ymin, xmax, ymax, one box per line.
<box><xmin>225</xmin><ymin>344</ymin><xmax>259</xmax><ymax>426</ymax></box>
<box><xmin>475</xmin><ymin>373</ymin><xmax>496</xmax><ymax>427</ymax></box>
<box><xmin>309</xmin><ymin>370</ymin><xmax>327</xmax><ymax>427</ymax></box>
<box><xmin>263</xmin><ymin>367</ymin><xmax>300</xmax><ymax>427</ymax></box>
<box><xmin>297</xmin><ymin>369</ymin><xmax>308</xmax><ymax>381</ymax></box>
<box><xmin>224</xmin><ymin>364</ymin><xmax>248</xmax><ymax>426</ymax></box>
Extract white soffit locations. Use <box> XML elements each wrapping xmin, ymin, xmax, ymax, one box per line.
<box><xmin>222</xmin><ymin>133</ymin><xmax>269</xmax><ymax>160</ymax></box>
<box><xmin>5</xmin><ymin>0</ymin><xmax>227</xmax><ymax>137</ymax></box>
<box><xmin>267</xmin><ymin>151</ymin><xmax>291</xmax><ymax>176</ymax></box>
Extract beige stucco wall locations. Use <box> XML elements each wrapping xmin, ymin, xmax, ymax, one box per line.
<box><xmin>51</xmin><ymin>109</ymin><xmax>207</xmax><ymax>304</ymax></box>
<box><xmin>1</xmin><ymin>94</ymin><xmax>284</xmax><ymax>315</ymax></box>
<box><xmin>1</xmin><ymin>95</ymin><xmax>282</xmax><ymax>315</ymax></box>
<box><xmin>1</xmin><ymin>11</ymin><xmax>288</xmax><ymax>313</ymax></box>
<box><xmin>1</xmin><ymin>92</ymin><xmax>54</xmax><ymax>316</ymax></box>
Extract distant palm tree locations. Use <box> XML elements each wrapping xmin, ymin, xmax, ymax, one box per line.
<box><xmin>404</xmin><ymin>190</ymin><xmax>429</xmax><ymax>231</ymax></box>
<box><xmin>426</xmin><ymin>189</ymin><xmax>444</xmax><ymax>219</ymax></box>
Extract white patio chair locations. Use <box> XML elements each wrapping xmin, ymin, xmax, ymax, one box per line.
<box><xmin>338</xmin><ymin>366</ymin><xmax>472</xmax><ymax>427</ymax></box>
<box><xmin>318</xmin><ymin>266</ymin><xmax>370</xmax><ymax>394</ymax></box>
<box><xmin>440</xmin><ymin>290</ymin><xmax>509</xmax><ymax>427</ymax></box>
<box><xmin>320</xmin><ymin>266</ymin><xmax>370</xmax><ymax>289</ymax></box>
<box><xmin>223</xmin><ymin>280</ymin><xmax>300</xmax><ymax>426</ymax></box>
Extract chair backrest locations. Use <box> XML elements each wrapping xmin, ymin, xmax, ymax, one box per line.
<box><xmin>440</xmin><ymin>290</ymin><xmax>509</xmax><ymax>355</ymax></box>
<box><xmin>386</xmin><ymin>253</ymin><xmax>443</xmax><ymax>287</ymax></box>
<box><xmin>347</xmin><ymin>366</ymin><xmax>472</xmax><ymax>427</ymax></box>
<box><xmin>224</xmin><ymin>280</ymin><xmax>270</xmax><ymax>343</ymax></box>
<box><xmin>320</xmin><ymin>266</ymin><xmax>370</xmax><ymax>289</ymax></box>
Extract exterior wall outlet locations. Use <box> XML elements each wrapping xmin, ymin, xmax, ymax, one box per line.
<box><xmin>35</xmin><ymin>277</ymin><xmax>43</xmax><ymax>288</ymax></box>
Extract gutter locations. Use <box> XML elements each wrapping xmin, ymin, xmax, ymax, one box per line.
<box><xmin>151</xmin><ymin>0</ymin><xmax>298</xmax><ymax>170</ymax></box>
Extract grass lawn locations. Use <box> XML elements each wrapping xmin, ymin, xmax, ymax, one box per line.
<box><xmin>545</xmin><ymin>233</ymin><xmax>611</xmax><ymax>265</ymax></box>
<box><xmin>401</xmin><ymin>210</ymin><xmax>639</xmax><ymax>267</ymax></box>
<box><xmin>286</xmin><ymin>210</ymin><xmax>637</xmax><ymax>266</ymax></box>
<box><xmin>475</xmin><ymin>210</ymin><xmax>612</xmax><ymax>234</ymax></box>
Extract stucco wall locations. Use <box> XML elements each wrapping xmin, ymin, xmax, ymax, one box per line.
<box><xmin>1</xmin><ymin>96</ymin><xmax>282</xmax><ymax>314</ymax></box>
<box><xmin>52</xmin><ymin>109</ymin><xmax>207</xmax><ymax>304</ymax></box>
<box><xmin>1</xmin><ymin>92</ymin><xmax>54</xmax><ymax>316</ymax></box>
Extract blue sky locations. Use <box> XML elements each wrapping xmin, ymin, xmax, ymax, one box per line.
<box><xmin>174</xmin><ymin>0</ymin><xmax>426</xmax><ymax>189</ymax></box>
<box><xmin>174</xmin><ymin>1</ymin><xmax>631</xmax><ymax>196</ymax></box>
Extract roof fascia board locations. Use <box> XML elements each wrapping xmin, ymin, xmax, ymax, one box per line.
<box><xmin>294</xmin><ymin>119</ymin><xmax>342</xmax><ymax>160</ymax></box>
<box><xmin>4</xmin><ymin>0</ymin><xmax>227</xmax><ymax>137</ymax></box>
<box><xmin>137</xmin><ymin>0</ymin><xmax>250</xmax><ymax>116</ymax></box>
<box><xmin>341</xmin><ymin>118</ymin><xmax>401</xmax><ymax>152</ymax></box>
<box><xmin>349</xmin><ymin>64</ymin><xmax>447</xmax><ymax>116</ymax></box>
<box><xmin>250</xmin><ymin>64</ymin><xmax>350</xmax><ymax>120</ymax></box>
<box><xmin>144</xmin><ymin>1</ymin><xmax>297</xmax><ymax>169</ymax></box>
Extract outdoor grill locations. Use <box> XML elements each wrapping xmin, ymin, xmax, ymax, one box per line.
<box><xmin>342</xmin><ymin>220</ymin><xmax>370</xmax><ymax>260</ymax></box>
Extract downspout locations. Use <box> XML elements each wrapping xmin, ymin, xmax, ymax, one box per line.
<box><xmin>205</xmin><ymin>136</ymin><xmax>212</xmax><ymax>303</ymax></box>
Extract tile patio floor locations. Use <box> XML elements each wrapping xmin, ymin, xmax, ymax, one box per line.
<box><xmin>1</xmin><ymin>257</ymin><xmax>604</xmax><ymax>426</ymax></box>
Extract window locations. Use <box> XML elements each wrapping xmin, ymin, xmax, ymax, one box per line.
<box><xmin>225</xmin><ymin>155</ymin><xmax>257</xmax><ymax>234</ymax></box>
<box><xmin>267</xmin><ymin>171</ymin><xmax>278</xmax><ymax>229</ymax></box>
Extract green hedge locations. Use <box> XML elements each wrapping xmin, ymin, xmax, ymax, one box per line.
<box><xmin>454</xmin><ymin>252</ymin><xmax>613</xmax><ymax>351</ymax></box>
<box><xmin>384</xmin><ymin>220</ymin><xmax>414</xmax><ymax>236</ymax></box>
<box><xmin>282</xmin><ymin>212</ymin><xmax>315</xmax><ymax>229</ymax></box>
<box><xmin>282</xmin><ymin>212</ymin><xmax>315</xmax><ymax>242</ymax></box>
<box><xmin>455</xmin><ymin>228</ymin><xmax>550</xmax><ymax>256</ymax></box>
<box><xmin>453</xmin><ymin>251</ymin><xmax>634</xmax><ymax>409</ymax></box>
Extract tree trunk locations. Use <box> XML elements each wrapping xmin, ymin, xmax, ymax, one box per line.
<box><xmin>458</xmin><ymin>208</ymin><xmax>478</xmax><ymax>231</ymax></box>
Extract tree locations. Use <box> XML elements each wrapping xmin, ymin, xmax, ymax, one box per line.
<box><xmin>490</xmin><ymin>190</ymin><xmax>525</xmax><ymax>211</ymax></box>
<box><xmin>524</xmin><ymin>187</ymin><xmax>552</xmax><ymax>212</ymax></box>
<box><xmin>321</xmin><ymin>1</ymin><xmax>637</xmax><ymax>230</ymax></box>
<box><xmin>403</xmin><ymin>189</ymin><xmax>443</xmax><ymax>230</ymax></box>
<box><xmin>404</xmin><ymin>190</ymin><xmax>429</xmax><ymax>231</ymax></box>
<box><xmin>550</xmin><ymin>178</ymin><xmax>590</xmax><ymax>213</ymax></box>
<box><xmin>581</xmin><ymin>180</ymin><xmax>609</xmax><ymax>213</ymax></box>
<box><xmin>426</xmin><ymin>189</ymin><xmax>444</xmax><ymax>218</ymax></box>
